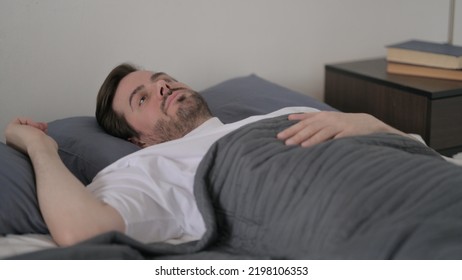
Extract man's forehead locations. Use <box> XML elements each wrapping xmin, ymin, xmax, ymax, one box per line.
<box><xmin>117</xmin><ymin>70</ymin><xmax>154</xmax><ymax>96</ymax></box>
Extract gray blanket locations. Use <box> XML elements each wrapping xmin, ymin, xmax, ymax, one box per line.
<box><xmin>12</xmin><ymin>116</ymin><xmax>462</xmax><ymax>259</ymax></box>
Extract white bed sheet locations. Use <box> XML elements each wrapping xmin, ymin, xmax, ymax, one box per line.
<box><xmin>0</xmin><ymin>234</ymin><xmax>56</xmax><ymax>259</ymax></box>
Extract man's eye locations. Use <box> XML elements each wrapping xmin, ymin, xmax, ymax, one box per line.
<box><xmin>139</xmin><ymin>96</ymin><xmax>147</xmax><ymax>106</ymax></box>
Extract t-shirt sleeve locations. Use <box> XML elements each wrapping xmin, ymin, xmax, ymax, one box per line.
<box><xmin>87</xmin><ymin>166</ymin><xmax>184</xmax><ymax>243</ymax></box>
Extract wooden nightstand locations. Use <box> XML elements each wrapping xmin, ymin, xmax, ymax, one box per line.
<box><xmin>324</xmin><ymin>58</ymin><xmax>462</xmax><ymax>156</ymax></box>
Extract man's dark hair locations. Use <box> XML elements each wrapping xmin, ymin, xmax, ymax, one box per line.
<box><xmin>96</xmin><ymin>63</ymin><xmax>139</xmax><ymax>140</ymax></box>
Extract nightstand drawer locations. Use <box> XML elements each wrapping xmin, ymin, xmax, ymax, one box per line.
<box><xmin>431</xmin><ymin>96</ymin><xmax>462</xmax><ymax>149</ymax></box>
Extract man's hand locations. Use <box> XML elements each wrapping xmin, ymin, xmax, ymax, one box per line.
<box><xmin>277</xmin><ymin>111</ymin><xmax>408</xmax><ymax>147</ymax></box>
<box><xmin>5</xmin><ymin>117</ymin><xmax>57</xmax><ymax>155</ymax></box>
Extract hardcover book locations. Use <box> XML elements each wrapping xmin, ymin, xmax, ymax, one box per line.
<box><xmin>387</xmin><ymin>40</ymin><xmax>462</xmax><ymax>69</ymax></box>
<box><xmin>387</xmin><ymin>62</ymin><xmax>462</xmax><ymax>81</ymax></box>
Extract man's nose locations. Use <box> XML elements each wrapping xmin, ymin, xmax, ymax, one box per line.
<box><xmin>156</xmin><ymin>80</ymin><xmax>171</xmax><ymax>99</ymax></box>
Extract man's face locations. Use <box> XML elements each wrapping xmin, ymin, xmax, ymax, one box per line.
<box><xmin>112</xmin><ymin>70</ymin><xmax>211</xmax><ymax>147</ymax></box>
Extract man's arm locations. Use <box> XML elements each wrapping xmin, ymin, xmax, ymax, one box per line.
<box><xmin>5</xmin><ymin>118</ymin><xmax>125</xmax><ymax>246</ymax></box>
<box><xmin>277</xmin><ymin>111</ymin><xmax>412</xmax><ymax>147</ymax></box>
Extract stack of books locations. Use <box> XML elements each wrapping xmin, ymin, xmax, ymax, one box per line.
<box><xmin>386</xmin><ymin>40</ymin><xmax>462</xmax><ymax>81</ymax></box>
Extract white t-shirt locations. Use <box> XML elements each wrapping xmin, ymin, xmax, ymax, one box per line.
<box><xmin>87</xmin><ymin>107</ymin><xmax>319</xmax><ymax>244</ymax></box>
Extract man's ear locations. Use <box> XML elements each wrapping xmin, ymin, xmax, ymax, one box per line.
<box><xmin>128</xmin><ymin>137</ymin><xmax>146</xmax><ymax>148</ymax></box>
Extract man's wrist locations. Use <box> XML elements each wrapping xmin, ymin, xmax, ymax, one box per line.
<box><xmin>27</xmin><ymin>135</ymin><xmax>58</xmax><ymax>159</ymax></box>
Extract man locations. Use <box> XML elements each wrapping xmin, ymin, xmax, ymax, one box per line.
<box><xmin>4</xmin><ymin>63</ymin><xmax>415</xmax><ymax>247</ymax></box>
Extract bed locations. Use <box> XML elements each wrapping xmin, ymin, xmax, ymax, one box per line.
<box><xmin>1</xmin><ymin>74</ymin><xmax>461</xmax><ymax>259</ymax></box>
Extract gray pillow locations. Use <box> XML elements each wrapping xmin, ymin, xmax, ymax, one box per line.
<box><xmin>0</xmin><ymin>74</ymin><xmax>333</xmax><ymax>235</ymax></box>
<box><xmin>0</xmin><ymin>143</ymin><xmax>48</xmax><ymax>234</ymax></box>
<box><xmin>47</xmin><ymin>117</ymin><xmax>140</xmax><ymax>185</ymax></box>
<box><xmin>201</xmin><ymin>74</ymin><xmax>335</xmax><ymax>123</ymax></box>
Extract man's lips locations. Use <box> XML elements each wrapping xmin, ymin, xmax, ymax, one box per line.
<box><xmin>164</xmin><ymin>90</ymin><xmax>182</xmax><ymax>111</ymax></box>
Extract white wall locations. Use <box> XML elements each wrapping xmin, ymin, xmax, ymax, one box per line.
<box><xmin>1</xmin><ymin>0</ymin><xmax>460</xmax><ymax>140</ymax></box>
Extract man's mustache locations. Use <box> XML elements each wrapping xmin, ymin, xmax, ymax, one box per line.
<box><xmin>164</xmin><ymin>87</ymin><xmax>189</xmax><ymax>97</ymax></box>
<box><xmin>161</xmin><ymin>87</ymin><xmax>192</xmax><ymax>113</ymax></box>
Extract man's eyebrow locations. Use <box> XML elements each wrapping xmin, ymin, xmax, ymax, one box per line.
<box><xmin>151</xmin><ymin>72</ymin><xmax>177</xmax><ymax>82</ymax></box>
<box><xmin>129</xmin><ymin>85</ymin><xmax>144</xmax><ymax>111</ymax></box>
<box><xmin>150</xmin><ymin>72</ymin><xmax>166</xmax><ymax>82</ymax></box>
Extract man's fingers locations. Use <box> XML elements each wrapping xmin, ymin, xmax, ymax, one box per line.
<box><xmin>277</xmin><ymin>121</ymin><xmax>315</xmax><ymax>142</ymax></box>
<box><xmin>283</xmin><ymin>123</ymin><xmax>324</xmax><ymax>146</ymax></box>
<box><xmin>278</xmin><ymin>114</ymin><xmax>319</xmax><ymax>140</ymax></box>
<box><xmin>279</xmin><ymin>118</ymin><xmax>341</xmax><ymax>147</ymax></box>
<box><xmin>277</xmin><ymin>122</ymin><xmax>301</xmax><ymax>140</ymax></box>
<box><xmin>35</xmin><ymin>122</ymin><xmax>48</xmax><ymax>132</ymax></box>
<box><xmin>287</xmin><ymin>112</ymin><xmax>317</xmax><ymax>121</ymax></box>
<box><xmin>300</xmin><ymin>127</ymin><xmax>338</xmax><ymax>147</ymax></box>
<box><xmin>14</xmin><ymin>118</ymin><xmax>48</xmax><ymax>132</ymax></box>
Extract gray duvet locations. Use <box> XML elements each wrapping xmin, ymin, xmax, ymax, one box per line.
<box><xmin>12</xmin><ymin>116</ymin><xmax>462</xmax><ymax>259</ymax></box>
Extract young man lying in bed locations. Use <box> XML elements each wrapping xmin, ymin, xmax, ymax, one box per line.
<box><xmin>3</xmin><ymin>63</ymin><xmax>429</xmax><ymax>247</ymax></box>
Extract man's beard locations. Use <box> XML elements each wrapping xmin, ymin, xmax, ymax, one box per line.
<box><xmin>143</xmin><ymin>89</ymin><xmax>212</xmax><ymax>145</ymax></box>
